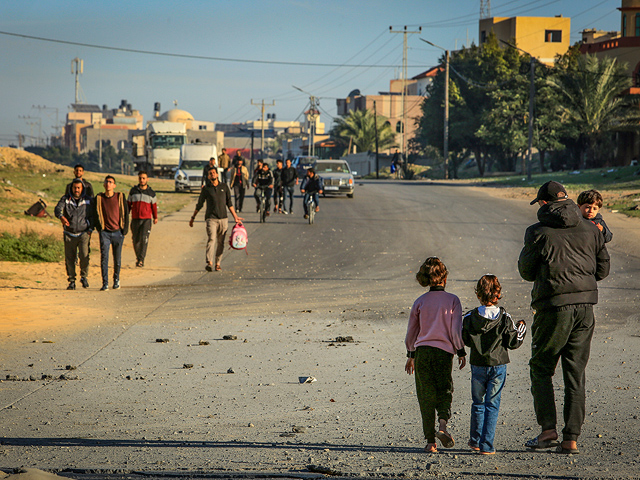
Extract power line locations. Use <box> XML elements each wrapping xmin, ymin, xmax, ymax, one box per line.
<box><xmin>0</xmin><ymin>29</ymin><xmax>431</xmax><ymax>69</ymax></box>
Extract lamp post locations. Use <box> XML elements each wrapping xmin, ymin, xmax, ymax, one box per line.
<box><xmin>421</xmin><ymin>39</ymin><xmax>449</xmax><ymax>179</ymax></box>
<box><xmin>500</xmin><ymin>39</ymin><xmax>535</xmax><ymax>181</ymax></box>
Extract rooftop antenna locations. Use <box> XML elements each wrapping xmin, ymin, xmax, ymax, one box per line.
<box><xmin>173</xmin><ymin>100</ymin><xmax>178</xmax><ymax>108</ymax></box>
<box><xmin>480</xmin><ymin>0</ymin><xmax>491</xmax><ymax>19</ymax></box>
<box><xmin>71</xmin><ymin>57</ymin><xmax>83</xmax><ymax>104</ymax></box>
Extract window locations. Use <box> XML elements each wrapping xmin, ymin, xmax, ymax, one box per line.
<box><xmin>481</xmin><ymin>30</ymin><xmax>487</xmax><ymax>44</ymax></box>
<box><xmin>545</xmin><ymin>30</ymin><xmax>562</xmax><ymax>43</ymax></box>
<box><xmin>623</xmin><ymin>14</ymin><xmax>627</xmax><ymax>37</ymax></box>
<box><xmin>636</xmin><ymin>14</ymin><xmax>640</xmax><ymax>36</ymax></box>
<box><xmin>396</xmin><ymin>121</ymin><xmax>404</xmax><ymax>133</ymax></box>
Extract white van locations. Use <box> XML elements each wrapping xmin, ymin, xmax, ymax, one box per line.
<box><xmin>174</xmin><ymin>143</ymin><xmax>223</xmax><ymax>192</ymax></box>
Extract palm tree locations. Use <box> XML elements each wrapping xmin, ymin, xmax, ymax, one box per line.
<box><xmin>332</xmin><ymin>109</ymin><xmax>397</xmax><ymax>155</ymax></box>
<box><xmin>548</xmin><ymin>54</ymin><xmax>640</xmax><ymax>167</ymax></box>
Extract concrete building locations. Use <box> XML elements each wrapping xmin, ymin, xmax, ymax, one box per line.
<box><xmin>479</xmin><ymin>15</ymin><xmax>571</xmax><ymax>65</ymax></box>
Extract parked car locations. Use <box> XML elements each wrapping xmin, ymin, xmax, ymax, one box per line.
<box><xmin>312</xmin><ymin>159</ymin><xmax>355</xmax><ymax>198</ymax></box>
<box><xmin>291</xmin><ymin>155</ymin><xmax>318</xmax><ymax>178</ymax></box>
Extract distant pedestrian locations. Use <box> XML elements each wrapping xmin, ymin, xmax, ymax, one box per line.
<box><xmin>519</xmin><ymin>181</ymin><xmax>610</xmax><ymax>454</ymax></box>
<box><xmin>229</xmin><ymin>157</ymin><xmax>249</xmax><ymax>213</ymax></box>
<box><xmin>273</xmin><ymin>159</ymin><xmax>284</xmax><ymax>213</ymax></box>
<box><xmin>218</xmin><ymin>148</ymin><xmax>231</xmax><ymax>183</ymax></box>
<box><xmin>65</xmin><ymin>164</ymin><xmax>94</xmax><ymax>198</ymax></box>
<box><xmin>128</xmin><ymin>171</ymin><xmax>158</xmax><ymax>268</ymax></box>
<box><xmin>232</xmin><ymin>150</ymin><xmax>245</xmax><ymax>168</ymax></box>
<box><xmin>462</xmin><ymin>274</ymin><xmax>526</xmax><ymax>455</ymax></box>
<box><xmin>54</xmin><ymin>179</ymin><xmax>93</xmax><ymax>290</ymax></box>
<box><xmin>189</xmin><ymin>168</ymin><xmax>243</xmax><ymax>272</ymax></box>
<box><xmin>201</xmin><ymin>157</ymin><xmax>218</xmax><ymax>188</ymax></box>
<box><xmin>94</xmin><ymin>175</ymin><xmax>129</xmax><ymax>291</ymax></box>
<box><xmin>405</xmin><ymin>256</ymin><xmax>466</xmax><ymax>454</ymax></box>
<box><xmin>281</xmin><ymin>158</ymin><xmax>298</xmax><ymax>214</ymax></box>
<box><xmin>577</xmin><ymin>189</ymin><xmax>613</xmax><ymax>243</ymax></box>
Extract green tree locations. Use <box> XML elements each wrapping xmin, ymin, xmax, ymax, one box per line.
<box><xmin>548</xmin><ymin>54</ymin><xmax>640</xmax><ymax>168</ymax></box>
<box><xmin>332</xmin><ymin>109</ymin><xmax>397</xmax><ymax>155</ymax></box>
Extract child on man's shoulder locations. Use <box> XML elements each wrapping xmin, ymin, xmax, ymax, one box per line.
<box><xmin>577</xmin><ymin>189</ymin><xmax>612</xmax><ymax>243</ymax></box>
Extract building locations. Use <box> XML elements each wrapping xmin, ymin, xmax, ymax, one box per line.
<box><xmin>479</xmin><ymin>15</ymin><xmax>571</xmax><ymax>65</ymax></box>
<box><xmin>580</xmin><ymin>0</ymin><xmax>640</xmax><ymax>164</ymax></box>
<box><xmin>336</xmin><ymin>78</ymin><xmax>424</xmax><ymax>155</ymax></box>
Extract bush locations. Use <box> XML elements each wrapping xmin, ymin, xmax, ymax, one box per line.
<box><xmin>0</xmin><ymin>230</ymin><xmax>64</xmax><ymax>263</ymax></box>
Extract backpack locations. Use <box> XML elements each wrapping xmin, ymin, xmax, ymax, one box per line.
<box><xmin>228</xmin><ymin>223</ymin><xmax>248</xmax><ymax>254</ymax></box>
<box><xmin>24</xmin><ymin>199</ymin><xmax>49</xmax><ymax>218</ymax></box>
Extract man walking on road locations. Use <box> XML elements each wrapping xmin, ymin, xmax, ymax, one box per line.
<box><xmin>218</xmin><ymin>148</ymin><xmax>231</xmax><ymax>183</ymax></box>
<box><xmin>55</xmin><ymin>179</ymin><xmax>93</xmax><ymax>290</ymax></box>
<box><xmin>229</xmin><ymin>157</ymin><xmax>249</xmax><ymax>213</ymax></box>
<box><xmin>128</xmin><ymin>171</ymin><xmax>158</xmax><ymax>268</ymax></box>
<box><xmin>94</xmin><ymin>175</ymin><xmax>129</xmax><ymax>291</ymax></box>
<box><xmin>189</xmin><ymin>168</ymin><xmax>243</xmax><ymax>272</ymax></box>
<box><xmin>281</xmin><ymin>158</ymin><xmax>298</xmax><ymax>214</ymax></box>
<box><xmin>518</xmin><ymin>181</ymin><xmax>610</xmax><ymax>455</ymax></box>
<box><xmin>201</xmin><ymin>157</ymin><xmax>219</xmax><ymax>188</ymax></box>
<box><xmin>65</xmin><ymin>164</ymin><xmax>94</xmax><ymax>198</ymax></box>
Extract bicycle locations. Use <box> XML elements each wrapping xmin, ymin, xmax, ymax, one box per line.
<box><xmin>257</xmin><ymin>188</ymin><xmax>268</xmax><ymax>223</ymax></box>
<box><xmin>306</xmin><ymin>194</ymin><xmax>317</xmax><ymax>224</ymax></box>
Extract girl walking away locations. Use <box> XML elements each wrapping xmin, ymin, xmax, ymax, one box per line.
<box><xmin>462</xmin><ymin>275</ymin><xmax>526</xmax><ymax>455</ymax></box>
<box><xmin>405</xmin><ymin>257</ymin><xmax>467</xmax><ymax>454</ymax></box>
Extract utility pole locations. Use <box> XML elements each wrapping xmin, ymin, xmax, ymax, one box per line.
<box><xmin>374</xmin><ymin>100</ymin><xmax>379</xmax><ymax>179</ymax></box>
<box><xmin>20</xmin><ymin>115</ymin><xmax>42</xmax><ymax>146</ymax></box>
<box><xmin>421</xmin><ymin>39</ymin><xmax>450</xmax><ymax>179</ymax></box>
<box><xmin>292</xmin><ymin>86</ymin><xmax>320</xmax><ymax>157</ymax></box>
<box><xmin>32</xmin><ymin>105</ymin><xmax>60</xmax><ymax>143</ymax></box>
<box><xmin>390</xmin><ymin>26</ymin><xmax>421</xmax><ymax>162</ymax></box>
<box><xmin>251</xmin><ymin>99</ymin><xmax>275</xmax><ymax>159</ymax></box>
<box><xmin>71</xmin><ymin>57</ymin><xmax>83</xmax><ymax>104</ymax></box>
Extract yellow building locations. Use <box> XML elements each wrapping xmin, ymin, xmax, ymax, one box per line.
<box><xmin>479</xmin><ymin>15</ymin><xmax>571</xmax><ymax>65</ymax></box>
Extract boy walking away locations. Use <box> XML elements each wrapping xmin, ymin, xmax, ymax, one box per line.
<box><xmin>577</xmin><ymin>189</ymin><xmax>612</xmax><ymax>243</ymax></box>
<box><xmin>55</xmin><ymin>179</ymin><xmax>93</xmax><ymax>290</ymax></box>
<box><xmin>405</xmin><ymin>257</ymin><xmax>466</xmax><ymax>454</ymax></box>
<box><xmin>94</xmin><ymin>175</ymin><xmax>129</xmax><ymax>291</ymax></box>
<box><xmin>462</xmin><ymin>275</ymin><xmax>526</xmax><ymax>455</ymax></box>
<box><xmin>128</xmin><ymin>171</ymin><xmax>158</xmax><ymax>268</ymax></box>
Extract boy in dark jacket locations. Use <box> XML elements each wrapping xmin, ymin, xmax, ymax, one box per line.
<box><xmin>462</xmin><ymin>274</ymin><xmax>526</xmax><ymax>455</ymax></box>
<box><xmin>577</xmin><ymin>189</ymin><xmax>612</xmax><ymax>243</ymax></box>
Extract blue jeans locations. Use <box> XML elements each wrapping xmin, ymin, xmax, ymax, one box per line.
<box><xmin>469</xmin><ymin>364</ymin><xmax>507</xmax><ymax>453</ymax></box>
<box><xmin>303</xmin><ymin>192</ymin><xmax>319</xmax><ymax>215</ymax></box>
<box><xmin>284</xmin><ymin>186</ymin><xmax>295</xmax><ymax>213</ymax></box>
<box><xmin>99</xmin><ymin>230</ymin><xmax>124</xmax><ymax>286</ymax></box>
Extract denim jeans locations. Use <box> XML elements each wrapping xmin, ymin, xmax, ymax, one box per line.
<box><xmin>99</xmin><ymin>230</ymin><xmax>124</xmax><ymax>287</ymax></box>
<box><xmin>469</xmin><ymin>364</ymin><xmax>507</xmax><ymax>453</ymax></box>
<box><xmin>303</xmin><ymin>192</ymin><xmax>319</xmax><ymax>215</ymax></box>
<box><xmin>284</xmin><ymin>186</ymin><xmax>295</xmax><ymax>213</ymax></box>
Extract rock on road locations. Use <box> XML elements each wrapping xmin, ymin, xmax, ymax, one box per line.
<box><xmin>1</xmin><ymin>180</ymin><xmax>639</xmax><ymax>479</ymax></box>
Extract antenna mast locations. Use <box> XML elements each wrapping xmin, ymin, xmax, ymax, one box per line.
<box><xmin>480</xmin><ymin>0</ymin><xmax>491</xmax><ymax>19</ymax></box>
<box><xmin>71</xmin><ymin>58</ymin><xmax>84</xmax><ymax>104</ymax></box>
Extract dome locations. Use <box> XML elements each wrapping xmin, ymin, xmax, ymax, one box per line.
<box><xmin>159</xmin><ymin>108</ymin><xmax>194</xmax><ymax>129</ymax></box>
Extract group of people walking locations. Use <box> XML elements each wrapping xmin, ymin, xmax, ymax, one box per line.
<box><xmin>55</xmin><ymin>164</ymin><xmax>157</xmax><ymax>291</ymax></box>
<box><xmin>405</xmin><ymin>181</ymin><xmax>611</xmax><ymax>456</ymax></box>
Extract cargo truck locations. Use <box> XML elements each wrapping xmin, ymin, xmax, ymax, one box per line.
<box><xmin>132</xmin><ymin>121</ymin><xmax>187</xmax><ymax>177</ymax></box>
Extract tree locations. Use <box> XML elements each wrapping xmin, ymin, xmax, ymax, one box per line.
<box><xmin>548</xmin><ymin>54</ymin><xmax>640</xmax><ymax>168</ymax></box>
<box><xmin>332</xmin><ymin>109</ymin><xmax>396</xmax><ymax>155</ymax></box>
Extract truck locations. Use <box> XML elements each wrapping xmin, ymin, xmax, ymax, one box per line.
<box><xmin>132</xmin><ymin>121</ymin><xmax>187</xmax><ymax>177</ymax></box>
<box><xmin>174</xmin><ymin>143</ymin><xmax>221</xmax><ymax>192</ymax></box>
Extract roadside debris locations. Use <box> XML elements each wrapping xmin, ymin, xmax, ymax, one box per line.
<box><xmin>334</xmin><ymin>336</ymin><xmax>354</xmax><ymax>343</ymax></box>
<box><xmin>227</xmin><ymin>367</ymin><xmax>235</xmax><ymax>374</ymax></box>
<box><xmin>299</xmin><ymin>376</ymin><xmax>316</xmax><ymax>384</ymax></box>
<box><xmin>183</xmin><ymin>364</ymin><xmax>194</xmax><ymax>369</ymax></box>
<box><xmin>156</xmin><ymin>338</ymin><xmax>170</xmax><ymax>343</ymax></box>
<box><xmin>222</xmin><ymin>335</ymin><xmax>237</xmax><ymax>340</ymax></box>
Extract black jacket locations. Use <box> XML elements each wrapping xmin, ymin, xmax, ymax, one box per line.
<box><xmin>462</xmin><ymin>307</ymin><xmax>525</xmax><ymax>367</ymax></box>
<box><xmin>273</xmin><ymin>168</ymin><xmax>284</xmax><ymax>188</ymax></box>
<box><xmin>65</xmin><ymin>178</ymin><xmax>94</xmax><ymax>198</ymax></box>
<box><xmin>518</xmin><ymin>199</ymin><xmax>610</xmax><ymax>311</ymax></box>
<box><xmin>55</xmin><ymin>191</ymin><xmax>93</xmax><ymax>235</ymax></box>
<box><xmin>253</xmin><ymin>170</ymin><xmax>274</xmax><ymax>188</ymax></box>
<box><xmin>281</xmin><ymin>166</ymin><xmax>297</xmax><ymax>187</ymax></box>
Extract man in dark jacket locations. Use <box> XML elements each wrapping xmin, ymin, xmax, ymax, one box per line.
<box><xmin>281</xmin><ymin>158</ymin><xmax>298</xmax><ymax>214</ymax></box>
<box><xmin>55</xmin><ymin>179</ymin><xmax>93</xmax><ymax>290</ymax></box>
<box><xmin>300</xmin><ymin>168</ymin><xmax>324</xmax><ymax>219</ymax></box>
<box><xmin>252</xmin><ymin>162</ymin><xmax>274</xmax><ymax>215</ymax></box>
<box><xmin>65</xmin><ymin>164</ymin><xmax>94</xmax><ymax>198</ymax></box>
<box><xmin>518</xmin><ymin>181</ymin><xmax>610</xmax><ymax>454</ymax></box>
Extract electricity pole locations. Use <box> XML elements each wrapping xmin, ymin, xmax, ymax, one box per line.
<box><xmin>421</xmin><ymin>39</ymin><xmax>450</xmax><ymax>179</ymax></box>
<box><xmin>374</xmin><ymin>100</ymin><xmax>379</xmax><ymax>179</ymax></box>
<box><xmin>390</xmin><ymin>26</ymin><xmax>421</xmax><ymax>162</ymax></box>
<box><xmin>292</xmin><ymin>86</ymin><xmax>320</xmax><ymax>157</ymax></box>
<box><xmin>251</xmin><ymin>99</ymin><xmax>275</xmax><ymax>159</ymax></box>
<box><xmin>71</xmin><ymin>58</ymin><xmax>83</xmax><ymax>104</ymax></box>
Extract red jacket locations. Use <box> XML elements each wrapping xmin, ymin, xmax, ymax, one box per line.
<box><xmin>128</xmin><ymin>185</ymin><xmax>158</xmax><ymax>220</ymax></box>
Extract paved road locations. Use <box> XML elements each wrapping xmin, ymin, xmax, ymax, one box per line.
<box><xmin>1</xmin><ymin>180</ymin><xmax>639</xmax><ymax>479</ymax></box>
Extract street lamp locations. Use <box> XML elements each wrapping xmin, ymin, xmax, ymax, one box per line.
<box><xmin>421</xmin><ymin>39</ymin><xmax>450</xmax><ymax>180</ymax></box>
<box><xmin>500</xmin><ymin>39</ymin><xmax>535</xmax><ymax>181</ymax></box>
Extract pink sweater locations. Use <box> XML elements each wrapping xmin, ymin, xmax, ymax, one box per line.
<box><xmin>405</xmin><ymin>288</ymin><xmax>465</xmax><ymax>356</ymax></box>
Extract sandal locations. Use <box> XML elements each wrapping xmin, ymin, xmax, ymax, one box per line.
<box><xmin>424</xmin><ymin>443</ymin><xmax>438</xmax><ymax>453</ymax></box>
<box><xmin>556</xmin><ymin>445</ymin><xmax>579</xmax><ymax>454</ymax></box>
<box><xmin>525</xmin><ymin>436</ymin><xmax>560</xmax><ymax>450</ymax></box>
<box><xmin>468</xmin><ymin>441</ymin><xmax>480</xmax><ymax>452</ymax></box>
<box><xmin>435</xmin><ymin>430</ymin><xmax>455</xmax><ymax>448</ymax></box>
<box><xmin>215</xmin><ymin>264</ymin><xmax>221</xmax><ymax>271</ymax></box>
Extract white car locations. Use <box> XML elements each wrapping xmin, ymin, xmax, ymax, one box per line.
<box><xmin>313</xmin><ymin>159</ymin><xmax>355</xmax><ymax>198</ymax></box>
<box><xmin>174</xmin><ymin>159</ymin><xmax>223</xmax><ymax>192</ymax></box>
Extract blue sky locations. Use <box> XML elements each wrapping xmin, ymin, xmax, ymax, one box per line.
<box><xmin>0</xmin><ymin>0</ymin><xmax>620</xmax><ymax>146</ymax></box>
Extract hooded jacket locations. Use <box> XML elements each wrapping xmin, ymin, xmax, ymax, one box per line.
<box><xmin>591</xmin><ymin>212</ymin><xmax>613</xmax><ymax>243</ymax></box>
<box><xmin>462</xmin><ymin>307</ymin><xmax>525</xmax><ymax>367</ymax></box>
<box><xmin>54</xmin><ymin>185</ymin><xmax>93</xmax><ymax>235</ymax></box>
<box><xmin>518</xmin><ymin>199</ymin><xmax>610</xmax><ymax>311</ymax></box>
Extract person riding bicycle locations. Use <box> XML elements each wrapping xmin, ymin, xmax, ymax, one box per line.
<box><xmin>273</xmin><ymin>159</ymin><xmax>285</xmax><ymax>214</ymax></box>
<box><xmin>300</xmin><ymin>168</ymin><xmax>324</xmax><ymax>219</ymax></box>
<box><xmin>252</xmin><ymin>162</ymin><xmax>274</xmax><ymax>216</ymax></box>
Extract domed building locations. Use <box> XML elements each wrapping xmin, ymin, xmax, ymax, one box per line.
<box><xmin>158</xmin><ymin>108</ymin><xmax>194</xmax><ymax>130</ymax></box>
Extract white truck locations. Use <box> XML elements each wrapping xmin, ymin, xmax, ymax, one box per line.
<box><xmin>132</xmin><ymin>121</ymin><xmax>187</xmax><ymax>177</ymax></box>
<box><xmin>174</xmin><ymin>143</ymin><xmax>222</xmax><ymax>192</ymax></box>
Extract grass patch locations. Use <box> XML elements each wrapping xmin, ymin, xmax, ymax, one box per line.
<box><xmin>0</xmin><ymin>230</ymin><xmax>63</xmax><ymax>263</ymax></box>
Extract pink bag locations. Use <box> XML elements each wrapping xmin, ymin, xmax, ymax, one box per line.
<box><xmin>229</xmin><ymin>223</ymin><xmax>248</xmax><ymax>254</ymax></box>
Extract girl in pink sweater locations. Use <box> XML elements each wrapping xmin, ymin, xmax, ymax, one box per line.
<box><xmin>405</xmin><ymin>257</ymin><xmax>466</xmax><ymax>453</ymax></box>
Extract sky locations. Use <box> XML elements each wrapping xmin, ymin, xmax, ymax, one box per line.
<box><xmin>0</xmin><ymin>0</ymin><xmax>620</xmax><ymax>147</ymax></box>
